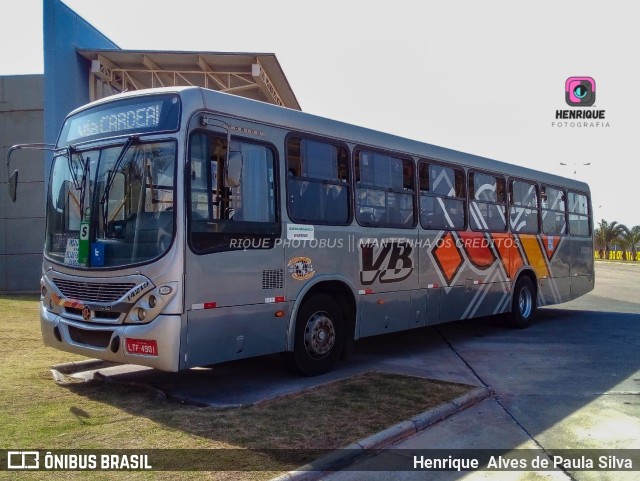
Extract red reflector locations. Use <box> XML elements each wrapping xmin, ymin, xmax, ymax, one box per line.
<box><xmin>204</xmin><ymin>302</ymin><xmax>217</xmax><ymax>309</ymax></box>
<box><xmin>275</xmin><ymin>296</ymin><xmax>285</xmax><ymax>303</ymax></box>
<box><xmin>126</xmin><ymin>338</ymin><xmax>158</xmax><ymax>356</ymax></box>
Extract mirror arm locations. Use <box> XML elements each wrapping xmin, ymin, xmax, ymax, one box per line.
<box><xmin>6</xmin><ymin>143</ymin><xmax>56</xmax><ymax>202</ymax></box>
<box><xmin>6</xmin><ymin>143</ymin><xmax>56</xmax><ymax>171</ymax></box>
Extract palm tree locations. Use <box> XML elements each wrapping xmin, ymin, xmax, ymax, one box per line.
<box><xmin>594</xmin><ymin>222</ymin><xmax>606</xmax><ymax>253</ymax></box>
<box><xmin>620</xmin><ymin>225</ymin><xmax>640</xmax><ymax>260</ymax></box>
<box><xmin>594</xmin><ymin>220</ymin><xmax>625</xmax><ymax>258</ymax></box>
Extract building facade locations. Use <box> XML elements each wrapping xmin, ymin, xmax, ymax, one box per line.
<box><xmin>0</xmin><ymin>75</ymin><xmax>45</xmax><ymax>291</ymax></box>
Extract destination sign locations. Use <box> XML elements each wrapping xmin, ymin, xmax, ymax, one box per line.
<box><xmin>59</xmin><ymin>94</ymin><xmax>180</xmax><ymax>145</ymax></box>
<box><xmin>71</xmin><ymin>103</ymin><xmax>162</xmax><ymax>139</ymax></box>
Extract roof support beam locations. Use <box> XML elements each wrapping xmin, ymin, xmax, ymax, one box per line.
<box><xmin>225</xmin><ymin>84</ymin><xmax>260</xmax><ymax>94</ymax></box>
<box><xmin>142</xmin><ymin>55</ymin><xmax>175</xmax><ymax>87</ymax></box>
<box><xmin>197</xmin><ymin>56</ymin><xmax>230</xmax><ymax>90</ymax></box>
<box><xmin>252</xmin><ymin>60</ymin><xmax>285</xmax><ymax>106</ymax></box>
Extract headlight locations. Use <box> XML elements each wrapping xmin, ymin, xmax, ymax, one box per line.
<box><xmin>125</xmin><ymin>282</ymin><xmax>178</xmax><ymax>324</ymax></box>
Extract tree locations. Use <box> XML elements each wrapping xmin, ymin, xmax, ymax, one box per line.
<box><xmin>620</xmin><ymin>225</ymin><xmax>640</xmax><ymax>259</ymax></box>
<box><xmin>594</xmin><ymin>220</ymin><xmax>625</xmax><ymax>257</ymax></box>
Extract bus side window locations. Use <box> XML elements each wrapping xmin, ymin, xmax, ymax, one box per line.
<box><xmin>419</xmin><ymin>161</ymin><xmax>465</xmax><ymax>230</ymax></box>
<box><xmin>509</xmin><ymin>179</ymin><xmax>539</xmax><ymax>233</ymax></box>
<box><xmin>541</xmin><ymin>185</ymin><xmax>567</xmax><ymax>235</ymax></box>
<box><xmin>468</xmin><ymin>171</ymin><xmax>507</xmax><ymax>232</ymax></box>
<box><xmin>355</xmin><ymin>150</ymin><xmax>414</xmax><ymax>228</ymax></box>
<box><xmin>286</xmin><ymin>137</ymin><xmax>350</xmax><ymax>225</ymax></box>
<box><xmin>189</xmin><ymin>133</ymin><xmax>211</xmax><ymax>221</ymax></box>
<box><xmin>188</xmin><ymin>131</ymin><xmax>278</xmax><ymax>253</ymax></box>
<box><xmin>568</xmin><ymin>191</ymin><xmax>591</xmax><ymax>236</ymax></box>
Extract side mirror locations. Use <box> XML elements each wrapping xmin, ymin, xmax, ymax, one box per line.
<box><xmin>224</xmin><ymin>151</ymin><xmax>243</xmax><ymax>188</ymax></box>
<box><xmin>8</xmin><ymin>170</ymin><xmax>18</xmax><ymax>202</ymax></box>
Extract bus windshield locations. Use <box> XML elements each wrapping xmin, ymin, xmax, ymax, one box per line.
<box><xmin>45</xmin><ymin>139</ymin><xmax>177</xmax><ymax>268</ymax></box>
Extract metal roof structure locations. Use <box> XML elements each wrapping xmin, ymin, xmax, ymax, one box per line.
<box><xmin>77</xmin><ymin>49</ymin><xmax>301</xmax><ymax>110</ymax></box>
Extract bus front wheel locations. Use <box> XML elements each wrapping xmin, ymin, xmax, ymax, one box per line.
<box><xmin>510</xmin><ymin>276</ymin><xmax>536</xmax><ymax>328</ymax></box>
<box><xmin>289</xmin><ymin>294</ymin><xmax>344</xmax><ymax>376</ymax></box>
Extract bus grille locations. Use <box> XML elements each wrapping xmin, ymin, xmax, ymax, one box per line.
<box><xmin>262</xmin><ymin>269</ymin><xmax>284</xmax><ymax>290</ymax></box>
<box><xmin>53</xmin><ymin>279</ymin><xmax>136</xmax><ymax>303</ymax></box>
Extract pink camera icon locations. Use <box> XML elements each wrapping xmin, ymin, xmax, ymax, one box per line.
<box><xmin>565</xmin><ymin>77</ymin><xmax>595</xmax><ymax>106</ymax></box>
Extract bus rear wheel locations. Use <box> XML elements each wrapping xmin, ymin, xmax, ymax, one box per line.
<box><xmin>290</xmin><ymin>294</ymin><xmax>344</xmax><ymax>376</ymax></box>
<box><xmin>509</xmin><ymin>276</ymin><xmax>536</xmax><ymax>328</ymax></box>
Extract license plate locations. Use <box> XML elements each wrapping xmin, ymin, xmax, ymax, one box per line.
<box><xmin>125</xmin><ymin>338</ymin><xmax>158</xmax><ymax>356</ymax></box>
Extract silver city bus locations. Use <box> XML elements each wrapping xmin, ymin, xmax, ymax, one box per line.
<box><xmin>7</xmin><ymin>87</ymin><xmax>594</xmax><ymax>375</ymax></box>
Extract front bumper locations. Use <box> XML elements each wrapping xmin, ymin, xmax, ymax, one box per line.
<box><xmin>40</xmin><ymin>303</ymin><xmax>182</xmax><ymax>372</ymax></box>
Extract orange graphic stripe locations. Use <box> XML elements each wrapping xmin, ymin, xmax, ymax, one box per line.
<box><xmin>491</xmin><ymin>234</ymin><xmax>523</xmax><ymax>279</ymax></box>
<box><xmin>433</xmin><ymin>232</ymin><xmax>463</xmax><ymax>285</ymax></box>
<box><xmin>519</xmin><ymin>235</ymin><xmax>550</xmax><ymax>279</ymax></box>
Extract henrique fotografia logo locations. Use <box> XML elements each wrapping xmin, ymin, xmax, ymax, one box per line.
<box><xmin>552</xmin><ymin>76</ymin><xmax>609</xmax><ymax>128</ymax></box>
<box><xmin>565</xmin><ymin>76</ymin><xmax>595</xmax><ymax>106</ymax></box>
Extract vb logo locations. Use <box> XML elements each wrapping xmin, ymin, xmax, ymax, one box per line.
<box><xmin>359</xmin><ymin>240</ymin><xmax>414</xmax><ymax>285</ymax></box>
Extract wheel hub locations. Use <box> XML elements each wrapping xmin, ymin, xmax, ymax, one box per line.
<box><xmin>519</xmin><ymin>286</ymin><xmax>532</xmax><ymax>318</ymax></box>
<box><xmin>304</xmin><ymin>312</ymin><xmax>335</xmax><ymax>358</ymax></box>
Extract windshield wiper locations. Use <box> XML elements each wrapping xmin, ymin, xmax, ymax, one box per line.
<box><xmin>77</xmin><ymin>150</ymin><xmax>90</xmax><ymax>219</ymax></box>
<box><xmin>60</xmin><ymin>145</ymin><xmax>83</xmax><ymax>191</ymax></box>
<box><xmin>100</xmin><ymin>136</ymin><xmax>138</xmax><ymax>234</ymax></box>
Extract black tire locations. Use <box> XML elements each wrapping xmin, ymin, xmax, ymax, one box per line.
<box><xmin>509</xmin><ymin>276</ymin><xmax>536</xmax><ymax>328</ymax></box>
<box><xmin>289</xmin><ymin>294</ymin><xmax>344</xmax><ymax>376</ymax></box>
